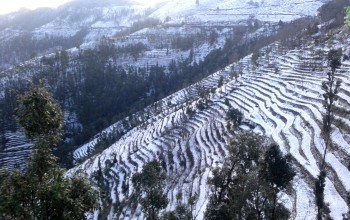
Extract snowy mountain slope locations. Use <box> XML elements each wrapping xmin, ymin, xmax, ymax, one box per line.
<box><xmin>150</xmin><ymin>0</ymin><xmax>325</xmax><ymax>23</ymax></box>
<box><xmin>1</xmin><ymin>0</ymin><xmax>326</xmax><ymax>170</ymax></box>
<box><xmin>2</xmin><ymin>0</ymin><xmax>347</xmax><ymax>218</ymax></box>
<box><xmin>69</xmin><ymin>22</ymin><xmax>350</xmax><ymax>219</ymax></box>
<box><xmin>0</xmin><ymin>1</ymin><xmax>151</xmax><ymax>69</ymax></box>
<box><xmin>0</xmin><ymin>0</ymin><xmax>328</xmax><ymax>69</ymax></box>
<box><xmin>32</xmin><ymin>4</ymin><xmax>149</xmax><ymax>40</ymax></box>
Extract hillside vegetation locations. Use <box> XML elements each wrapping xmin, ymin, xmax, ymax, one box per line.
<box><xmin>70</xmin><ymin>7</ymin><xmax>350</xmax><ymax>220</ymax></box>
<box><xmin>1</xmin><ymin>0</ymin><xmax>350</xmax><ymax>219</ymax></box>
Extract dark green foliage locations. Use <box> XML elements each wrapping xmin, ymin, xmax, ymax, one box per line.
<box><xmin>16</xmin><ymin>83</ymin><xmax>63</xmax><ymax>144</ymax></box>
<box><xmin>224</xmin><ymin>98</ymin><xmax>231</xmax><ymax>107</ymax></box>
<box><xmin>262</xmin><ymin>144</ymin><xmax>295</xmax><ymax>220</ymax></box>
<box><xmin>119</xmin><ymin>42</ymin><xmax>148</xmax><ymax>60</ymax></box>
<box><xmin>186</xmin><ymin>107</ymin><xmax>196</xmax><ymax>117</ymax></box>
<box><xmin>226</xmin><ymin>108</ymin><xmax>243</xmax><ymax>127</ymax></box>
<box><xmin>321</xmin><ymin>49</ymin><xmax>342</xmax><ymax>147</ymax></box>
<box><xmin>315</xmin><ymin>170</ymin><xmax>326</xmax><ymax>220</ymax></box>
<box><xmin>263</xmin><ymin>144</ymin><xmax>295</xmax><ymax>190</ymax></box>
<box><xmin>0</xmin><ymin>154</ymin><xmax>97</xmax><ymax>220</ymax></box>
<box><xmin>327</xmin><ymin>48</ymin><xmax>342</xmax><ymax>71</ymax></box>
<box><xmin>218</xmin><ymin>76</ymin><xmax>224</xmax><ymax>88</ymax></box>
<box><xmin>171</xmin><ymin>35</ymin><xmax>195</xmax><ymax>51</ymax></box>
<box><xmin>163</xmin><ymin>192</ymin><xmax>196</xmax><ymax>220</ymax></box>
<box><xmin>162</xmin><ymin>204</ymin><xmax>193</xmax><ymax>220</ymax></box>
<box><xmin>2</xmin><ymin>87</ymin><xmax>18</xmax><ymax>131</ymax></box>
<box><xmin>316</xmin><ymin>49</ymin><xmax>342</xmax><ymax>220</ymax></box>
<box><xmin>132</xmin><ymin>160</ymin><xmax>168</xmax><ymax>220</ymax></box>
<box><xmin>0</xmin><ymin>26</ymin><xmax>87</xmax><ymax>68</ymax></box>
<box><xmin>209</xmin><ymin>30</ymin><xmax>218</xmax><ymax>45</ymax></box>
<box><xmin>251</xmin><ymin>51</ymin><xmax>259</xmax><ymax>66</ymax></box>
<box><xmin>205</xmin><ymin>133</ymin><xmax>294</xmax><ymax>220</ymax></box>
<box><xmin>115</xmin><ymin>18</ymin><xmax>161</xmax><ymax>37</ymax></box>
<box><xmin>319</xmin><ymin>0</ymin><xmax>348</xmax><ymax>26</ymax></box>
<box><xmin>0</xmin><ymin>86</ymin><xmax>96</xmax><ymax>219</ymax></box>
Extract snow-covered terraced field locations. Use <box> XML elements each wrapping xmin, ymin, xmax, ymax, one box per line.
<box><xmin>151</xmin><ymin>0</ymin><xmax>325</xmax><ymax>23</ymax></box>
<box><xmin>70</xmin><ymin>28</ymin><xmax>350</xmax><ymax>219</ymax></box>
<box><xmin>0</xmin><ymin>129</ymin><xmax>31</xmax><ymax>171</ymax></box>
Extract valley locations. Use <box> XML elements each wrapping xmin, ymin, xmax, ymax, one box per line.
<box><xmin>0</xmin><ymin>0</ymin><xmax>349</xmax><ymax>219</ymax></box>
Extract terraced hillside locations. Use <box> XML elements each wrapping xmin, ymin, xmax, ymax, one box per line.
<box><xmin>0</xmin><ymin>129</ymin><xmax>30</xmax><ymax>170</ymax></box>
<box><xmin>69</xmin><ymin>22</ymin><xmax>350</xmax><ymax>219</ymax></box>
<box><xmin>1</xmin><ymin>0</ymin><xmax>335</xmax><ymax>173</ymax></box>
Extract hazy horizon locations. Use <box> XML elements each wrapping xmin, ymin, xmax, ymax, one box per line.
<box><xmin>0</xmin><ymin>0</ymin><xmax>168</xmax><ymax>15</ymax></box>
<box><xmin>0</xmin><ymin>0</ymin><xmax>74</xmax><ymax>15</ymax></box>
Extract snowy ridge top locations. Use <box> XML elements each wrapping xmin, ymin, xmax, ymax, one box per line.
<box><xmin>151</xmin><ymin>0</ymin><xmax>326</xmax><ymax>23</ymax></box>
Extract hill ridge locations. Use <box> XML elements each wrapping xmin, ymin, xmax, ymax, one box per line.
<box><xmin>70</xmin><ymin>24</ymin><xmax>350</xmax><ymax>219</ymax></box>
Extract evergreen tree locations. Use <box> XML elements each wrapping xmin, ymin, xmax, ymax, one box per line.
<box><xmin>205</xmin><ymin>132</ymin><xmax>294</xmax><ymax>220</ymax></box>
<box><xmin>315</xmin><ymin>170</ymin><xmax>326</xmax><ymax>220</ymax></box>
<box><xmin>0</xmin><ymin>84</ymin><xmax>96</xmax><ymax>219</ymax></box>
<box><xmin>226</xmin><ymin>108</ymin><xmax>243</xmax><ymax>128</ymax></box>
<box><xmin>16</xmin><ymin>82</ymin><xmax>63</xmax><ymax>144</ymax></box>
<box><xmin>162</xmin><ymin>204</ymin><xmax>193</xmax><ymax>220</ymax></box>
<box><xmin>321</xmin><ymin>48</ymin><xmax>342</xmax><ymax>168</ymax></box>
<box><xmin>263</xmin><ymin>144</ymin><xmax>295</xmax><ymax>190</ymax></box>
<box><xmin>132</xmin><ymin>160</ymin><xmax>168</xmax><ymax>220</ymax></box>
<box><xmin>262</xmin><ymin>144</ymin><xmax>295</xmax><ymax>219</ymax></box>
<box><xmin>315</xmin><ymin>48</ymin><xmax>342</xmax><ymax>220</ymax></box>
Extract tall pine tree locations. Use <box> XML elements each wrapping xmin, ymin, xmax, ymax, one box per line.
<box><xmin>0</xmin><ymin>83</ymin><xmax>96</xmax><ymax>219</ymax></box>
<box><xmin>315</xmin><ymin>48</ymin><xmax>342</xmax><ymax>220</ymax></box>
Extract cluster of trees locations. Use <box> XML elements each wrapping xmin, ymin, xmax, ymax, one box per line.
<box><xmin>0</xmin><ymin>84</ymin><xmax>96</xmax><ymax>219</ymax></box>
<box><xmin>115</xmin><ymin>18</ymin><xmax>162</xmax><ymax>38</ymax></box>
<box><xmin>205</xmin><ymin>132</ymin><xmax>295</xmax><ymax>220</ymax></box>
<box><xmin>0</xmin><ymin>29</ymin><xmax>88</xmax><ymax>69</ymax></box>
<box><xmin>117</xmin><ymin>42</ymin><xmax>148</xmax><ymax>60</ymax></box>
<box><xmin>171</xmin><ymin>35</ymin><xmax>196</xmax><ymax>51</ymax></box>
<box><xmin>129</xmin><ymin>132</ymin><xmax>295</xmax><ymax>220</ymax></box>
<box><xmin>171</xmin><ymin>29</ymin><xmax>218</xmax><ymax>52</ymax></box>
<box><xmin>0</xmin><ymin>8</ymin><xmax>57</xmax><ymax>31</ymax></box>
<box><xmin>132</xmin><ymin>160</ymin><xmax>168</xmax><ymax>220</ymax></box>
<box><xmin>277</xmin><ymin>0</ymin><xmax>349</xmax><ymax>51</ymax></box>
<box><xmin>226</xmin><ymin>108</ymin><xmax>243</xmax><ymax>128</ymax></box>
<box><xmin>318</xmin><ymin>0</ymin><xmax>349</xmax><ymax>28</ymax></box>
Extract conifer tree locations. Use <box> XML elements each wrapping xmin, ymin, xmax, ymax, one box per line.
<box><xmin>205</xmin><ymin>132</ymin><xmax>294</xmax><ymax>220</ymax></box>
<box><xmin>226</xmin><ymin>108</ymin><xmax>243</xmax><ymax>128</ymax></box>
<box><xmin>315</xmin><ymin>48</ymin><xmax>342</xmax><ymax>220</ymax></box>
<box><xmin>0</xmin><ymin>83</ymin><xmax>96</xmax><ymax>219</ymax></box>
<box><xmin>132</xmin><ymin>160</ymin><xmax>168</xmax><ymax>220</ymax></box>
